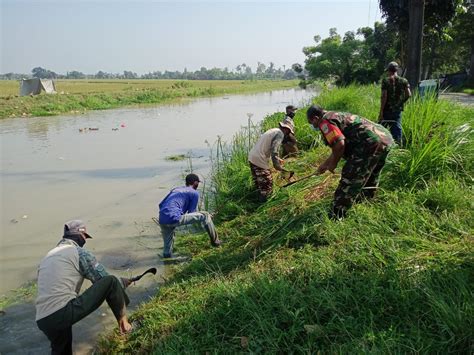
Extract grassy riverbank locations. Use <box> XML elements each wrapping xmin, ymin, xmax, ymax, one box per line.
<box><xmin>0</xmin><ymin>79</ymin><xmax>298</xmax><ymax>119</ymax></box>
<box><xmin>98</xmin><ymin>85</ymin><xmax>473</xmax><ymax>353</ymax></box>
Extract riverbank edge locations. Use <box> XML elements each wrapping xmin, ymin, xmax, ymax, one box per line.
<box><xmin>96</xmin><ymin>85</ymin><xmax>474</xmax><ymax>353</ymax></box>
<box><xmin>0</xmin><ymin>80</ymin><xmax>299</xmax><ymax>119</ymax></box>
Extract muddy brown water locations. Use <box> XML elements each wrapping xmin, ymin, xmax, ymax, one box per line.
<box><xmin>0</xmin><ymin>89</ymin><xmax>315</xmax><ymax>354</ymax></box>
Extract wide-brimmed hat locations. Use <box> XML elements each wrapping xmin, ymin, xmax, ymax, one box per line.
<box><xmin>64</xmin><ymin>220</ymin><xmax>93</xmax><ymax>239</ymax></box>
<box><xmin>279</xmin><ymin>120</ymin><xmax>295</xmax><ymax>134</ymax></box>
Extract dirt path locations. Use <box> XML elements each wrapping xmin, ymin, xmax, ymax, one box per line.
<box><xmin>440</xmin><ymin>92</ymin><xmax>474</xmax><ymax>106</ymax></box>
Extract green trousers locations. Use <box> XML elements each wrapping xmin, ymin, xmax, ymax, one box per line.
<box><xmin>37</xmin><ymin>275</ymin><xmax>129</xmax><ymax>355</ymax></box>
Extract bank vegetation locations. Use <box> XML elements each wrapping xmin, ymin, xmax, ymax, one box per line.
<box><xmin>98</xmin><ymin>85</ymin><xmax>473</xmax><ymax>353</ymax></box>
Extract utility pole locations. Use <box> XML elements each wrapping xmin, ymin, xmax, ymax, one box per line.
<box><xmin>406</xmin><ymin>0</ymin><xmax>425</xmax><ymax>90</ymax></box>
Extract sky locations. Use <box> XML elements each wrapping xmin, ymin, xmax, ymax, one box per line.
<box><xmin>1</xmin><ymin>0</ymin><xmax>383</xmax><ymax>75</ymax></box>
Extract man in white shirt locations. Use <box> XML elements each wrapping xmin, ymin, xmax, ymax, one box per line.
<box><xmin>36</xmin><ymin>220</ymin><xmax>132</xmax><ymax>355</ymax></box>
<box><xmin>248</xmin><ymin>120</ymin><xmax>294</xmax><ymax>202</ymax></box>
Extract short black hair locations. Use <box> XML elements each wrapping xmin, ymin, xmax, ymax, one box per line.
<box><xmin>286</xmin><ymin>105</ymin><xmax>297</xmax><ymax>111</ymax></box>
<box><xmin>185</xmin><ymin>173</ymin><xmax>200</xmax><ymax>185</ymax></box>
<box><xmin>306</xmin><ymin>105</ymin><xmax>324</xmax><ymax>119</ymax></box>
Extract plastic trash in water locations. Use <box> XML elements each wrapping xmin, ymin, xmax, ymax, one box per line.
<box><xmin>22</xmin><ymin>215</ymin><xmax>28</xmax><ymax>219</ymax></box>
<box><xmin>120</xmin><ymin>123</ymin><xmax>126</xmax><ymax>128</ymax></box>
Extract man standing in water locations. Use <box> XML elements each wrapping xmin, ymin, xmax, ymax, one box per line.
<box><xmin>307</xmin><ymin>105</ymin><xmax>394</xmax><ymax>219</ymax></box>
<box><xmin>157</xmin><ymin>173</ymin><xmax>222</xmax><ymax>258</ymax></box>
<box><xmin>36</xmin><ymin>220</ymin><xmax>132</xmax><ymax>355</ymax></box>
<box><xmin>379</xmin><ymin>61</ymin><xmax>411</xmax><ymax>145</ymax></box>
<box><xmin>281</xmin><ymin>105</ymin><xmax>299</xmax><ymax>157</ymax></box>
<box><xmin>248</xmin><ymin>120</ymin><xmax>295</xmax><ymax>202</ymax></box>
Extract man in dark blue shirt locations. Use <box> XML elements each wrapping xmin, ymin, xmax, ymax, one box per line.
<box><xmin>157</xmin><ymin>173</ymin><xmax>221</xmax><ymax>258</ymax></box>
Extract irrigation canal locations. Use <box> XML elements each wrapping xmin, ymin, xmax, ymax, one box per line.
<box><xmin>0</xmin><ymin>88</ymin><xmax>315</xmax><ymax>354</ymax></box>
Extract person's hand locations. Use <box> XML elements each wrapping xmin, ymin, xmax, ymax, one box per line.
<box><xmin>317</xmin><ymin>163</ymin><xmax>328</xmax><ymax>175</ymax></box>
<box><xmin>318</xmin><ymin>161</ymin><xmax>336</xmax><ymax>174</ymax></box>
<box><xmin>281</xmin><ymin>170</ymin><xmax>294</xmax><ymax>180</ymax></box>
<box><xmin>121</xmin><ymin>277</ymin><xmax>132</xmax><ymax>288</ymax></box>
<box><xmin>277</xmin><ymin>157</ymin><xmax>285</xmax><ymax>165</ymax></box>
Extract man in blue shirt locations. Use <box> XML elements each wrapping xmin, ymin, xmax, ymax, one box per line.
<box><xmin>158</xmin><ymin>173</ymin><xmax>221</xmax><ymax>258</ymax></box>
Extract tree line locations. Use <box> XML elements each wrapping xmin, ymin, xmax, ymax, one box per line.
<box><xmin>0</xmin><ymin>63</ymin><xmax>298</xmax><ymax>81</ymax></box>
<box><xmin>299</xmin><ymin>0</ymin><xmax>474</xmax><ymax>86</ymax></box>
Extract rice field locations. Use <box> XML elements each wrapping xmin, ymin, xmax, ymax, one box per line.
<box><xmin>0</xmin><ymin>79</ymin><xmax>298</xmax><ymax>119</ymax></box>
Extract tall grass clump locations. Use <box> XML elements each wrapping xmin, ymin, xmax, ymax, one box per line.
<box><xmin>209</xmin><ymin>118</ymin><xmax>262</xmax><ymax>218</ymax></box>
<box><xmin>393</xmin><ymin>92</ymin><xmax>473</xmax><ymax>187</ymax></box>
<box><xmin>97</xmin><ymin>85</ymin><xmax>474</xmax><ymax>354</ymax></box>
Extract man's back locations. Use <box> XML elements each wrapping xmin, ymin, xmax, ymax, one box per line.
<box><xmin>248</xmin><ymin>128</ymin><xmax>284</xmax><ymax>169</ymax></box>
<box><xmin>381</xmin><ymin>75</ymin><xmax>409</xmax><ymax>112</ymax></box>
<box><xmin>159</xmin><ymin>186</ymin><xmax>199</xmax><ymax>224</ymax></box>
<box><xmin>36</xmin><ymin>240</ymin><xmax>83</xmax><ymax>321</ymax></box>
<box><xmin>321</xmin><ymin>111</ymin><xmax>393</xmax><ymax>156</ymax></box>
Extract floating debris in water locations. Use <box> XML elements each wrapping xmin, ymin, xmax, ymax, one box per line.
<box><xmin>10</xmin><ymin>219</ymin><xmax>18</xmax><ymax>224</ymax></box>
<box><xmin>22</xmin><ymin>215</ymin><xmax>28</xmax><ymax>219</ymax></box>
<box><xmin>165</xmin><ymin>154</ymin><xmax>187</xmax><ymax>161</ymax></box>
<box><xmin>88</xmin><ymin>127</ymin><xmax>99</xmax><ymax>131</ymax></box>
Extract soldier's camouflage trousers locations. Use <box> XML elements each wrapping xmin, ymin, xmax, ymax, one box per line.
<box><xmin>249</xmin><ymin>162</ymin><xmax>273</xmax><ymax>202</ymax></box>
<box><xmin>332</xmin><ymin>146</ymin><xmax>390</xmax><ymax>218</ymax></box>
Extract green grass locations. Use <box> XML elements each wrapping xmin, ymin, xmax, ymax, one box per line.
<box><xmin>0</xmin><ymin>79</ymin><xmax>298</xmax><ymax>119</ymax></box>
<box><xmin>0</xmin><ymin>282</ymin><xmax>37</xmax><ymax>312</ymax></box>
<box><xmin>97</xmin><ymin>85</ymin><xmax>474</xmax><ymax>354</ymax></box>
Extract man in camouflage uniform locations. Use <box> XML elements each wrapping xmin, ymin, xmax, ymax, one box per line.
<box><xmin>248</xmin><ymin>120</ymin><xmax>295</xmax><ymax>202</ymax></box>
<box><xmin>379</xmin><ymin>61</ymin><xmax>411</xmax><ymax>145</ymax></box>
<box><xmin>281</xmin><ymin>105</ymin><xmax>299</xmax><ymax>157</ymax></box>
<box><xmin>307</xmin><ymin>105</ymin><xmax>394</xmax><ymax>219</ymax></box>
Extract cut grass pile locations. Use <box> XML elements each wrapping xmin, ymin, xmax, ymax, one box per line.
<box><xmin>0</xmin><ymin>79</ymin><xmax>298</xmax><ymax>119</ymax></box>
<box><xmin>98</xmin><ymin>85</ymin><xmax>473</xmax><ymax>353</ymax></box>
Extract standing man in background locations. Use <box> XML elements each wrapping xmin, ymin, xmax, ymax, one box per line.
<box><xmin>379</xmin><ymin>61</ymin><xmax>411</xmax><ymax>145</ymax></box>
<box><xmin>281</xmin><ymin>105</ymin><xmax>299</xmax><ymax>157</ymax></box>
<box><xmin>157</xmin><ymin>173</ymin><xmax>221</xmax><ymax>258</ymax></box>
